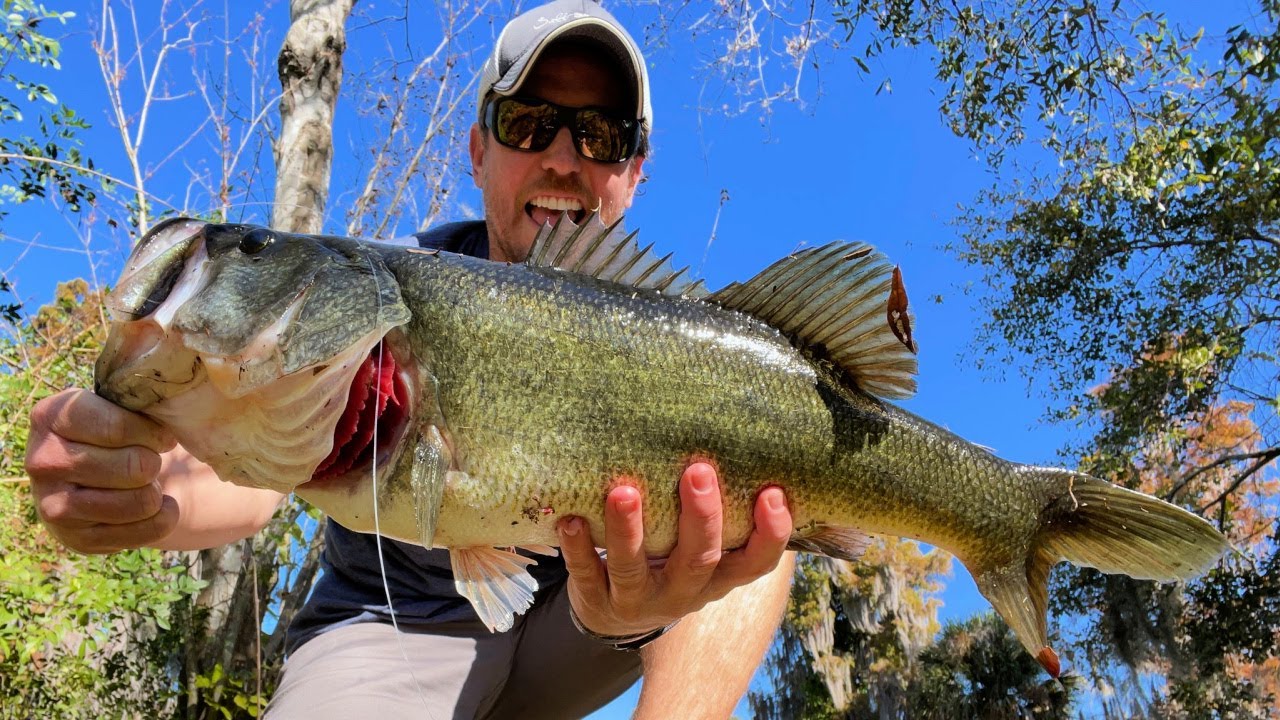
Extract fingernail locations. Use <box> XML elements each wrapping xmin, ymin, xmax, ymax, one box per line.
<box><xmin>765</xmin><ymin>491</ymin><xmax>786</xmax><ymax>512</ymax></box>
<box><xmin>617</xmin><ymin>495</ymin><xmax>639</xmax><ymax>513</ymax></box>
<box><xmin>691</xmin><ymin>471</ymin><xmax>714</xmax><ymax>495</ymax></box>
<box><xmin>561</xmin><ymin>518</ymin><xmax>582</xmax><ymax>537</ymax></box>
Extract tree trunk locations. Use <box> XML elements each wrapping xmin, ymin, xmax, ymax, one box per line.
<box><xmin>273</xmin><ymin>0</ymin><xmax>355</xmax><ymax>233</ymax></box>
<box><xmin>180</xmin><ymin>4</ymin><xmax>355</xmax><ymax>716</ymax></box>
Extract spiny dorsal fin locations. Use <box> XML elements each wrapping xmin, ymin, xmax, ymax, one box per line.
<box><xmin>709</xmin><ymin>241</ymin><xmax>918</xmax><ymax>399</ymax></box>
<box><xmin>526</xmin><ymin>212</ymin><xmax>708</xmax><ymax>299</ymax></box>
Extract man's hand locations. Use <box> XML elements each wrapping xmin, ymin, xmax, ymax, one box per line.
<box><xmin>556</xmin><ymin>462</ymin><xmax>793</xmax><ymax>637</ymax></box>
<box><xmin>25</xmin><ymin>388</ymin><xmax>180</xmax><ymax>554</ymax></box>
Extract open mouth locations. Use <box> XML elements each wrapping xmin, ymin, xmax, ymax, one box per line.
<box><xmin>308</xmin><ymin>341</ymin><xmax>410</xmax><ymax>485</ymax></box>
<box><xmin>526</xmin><ymin>197</ymin><xmax>587</xmax><ymax>227</ymax></box>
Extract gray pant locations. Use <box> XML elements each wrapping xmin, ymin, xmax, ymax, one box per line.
<box><xmin>266</xmin><ymin>581</ymin><xmax>642</xmax><ymax>720</ymax></box>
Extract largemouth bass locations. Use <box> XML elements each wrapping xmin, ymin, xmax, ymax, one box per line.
<box><xmin>94</xmin><ymin>216</ymin><xmax>1228</xmax><ymax>676</ymax></box>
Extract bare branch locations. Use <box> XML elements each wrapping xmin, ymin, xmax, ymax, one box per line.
<box><xmin>1165</xmin><ymin>446</ymin><xmax>1280</xmax><ymax>502</ymax></box>
<box><xmin>95</xmin><ymin>0</ymin><xmax>202</xmax><ymax>232</ymax></box>
<box><xmin>1182</xmin><ymin>446</ymin><xmax>1280</xmax><ymax>513</ymax></box>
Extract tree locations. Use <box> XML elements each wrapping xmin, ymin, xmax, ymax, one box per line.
<box><xmin>668</xmin><ymin>0</ymin><xmax>1278</xmax><ymax>713</ymax></box>
<box><xmin>0</xmin><ymin>0</ymin><xmax>93</xmax><ymax>320</ymax></box>
<box><xmin>946</xmin><ymin>2</ymin><xmax>1280</xmax><ymax>713</ymax></box>
<box><xmin>906</xmin><ymin>614</ymin><xmax>1075</xmax><ymax>720</ymax></box>
<box><xmin>750</xmin><ymin>541</ymin><xmax>951</xmax><ymax>718</ymax></box>
<box><xmin>6</xmin><ymin>0</ymin><xmax>1278</xmax><ymax>715</ymax></box>
<box><xmin>1</xmin><ymin>1</ymin><xmax>494</xmax><ymax>716</ymax></box>
<box><xmin>0</xmin><ymin>281</ymin><xmax>206</xmax><ymax>718</ymax></box>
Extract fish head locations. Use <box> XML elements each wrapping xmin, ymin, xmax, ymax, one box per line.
<box><xmin>95</xmin><ymin>219</ymin><xmax>414</xmax><ymax>493</ymax></box>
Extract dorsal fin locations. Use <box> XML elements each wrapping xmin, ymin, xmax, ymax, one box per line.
<box><xmin>526</xmin><ymin>212</ymin><xmax>708</xmax><ymax>299</ymax></box>
<box><xmin>709</xmin><ymin>241</ymin><xmax>919</xmax><ymax>399</ymax></box>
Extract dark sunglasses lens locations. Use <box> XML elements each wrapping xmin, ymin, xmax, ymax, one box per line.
<box><xmin>494</xmin><ymin>100</ymin><xmax>558</xmax><ymax>151</ymax></box>
<box><xmin>491</xmin><ymin>98</ymin><xmax>635</xmax><ymax>162</ymax></box>
<box><xmin>575</xmin><ymin>110</ymin><xmax>632</xmax><ymax>162</ymax></box>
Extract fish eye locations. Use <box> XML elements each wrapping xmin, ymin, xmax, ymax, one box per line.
<box><xmin>239</xmin><ymin>228</ymin><xmax>275</xmax><ymax>254</ymax></box>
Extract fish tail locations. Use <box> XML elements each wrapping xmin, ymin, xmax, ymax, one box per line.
<box><xmin>974</xmin><ymin>469</ymin><xmax>1228</xmax><ymax>678</ymax></box>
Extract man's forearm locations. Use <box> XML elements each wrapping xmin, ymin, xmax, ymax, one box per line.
<box><xmin>152</xmin><ymin>445</ymin><xmax>285</xmax><ymax>551</ymax></box>
<box><xmin>634</xmin><ymin>551</ymin><xmax>796</xmax><ymax>719</ymax></box>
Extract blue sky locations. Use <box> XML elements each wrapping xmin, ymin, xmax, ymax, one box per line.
<box><xmin>0</xmin><ymin>1</ymin><xmax>1255</xmax><ymax>717</ymax></box>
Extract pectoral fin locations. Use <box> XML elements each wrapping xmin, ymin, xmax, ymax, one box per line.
<box><xmin>404</xmin><ymin>427</ymin><xmax>449</xmax><ymax>548</ymax></box>
<box><xmin>450</xmin><ymin>546</ymin><xmax>542</xmax><ymax>632</ymax></box>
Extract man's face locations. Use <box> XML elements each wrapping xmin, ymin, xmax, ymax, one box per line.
<box><xmin>470</xmin><ymin>45</ymin><xmax>646</xmax><ymax>263</ymax></box>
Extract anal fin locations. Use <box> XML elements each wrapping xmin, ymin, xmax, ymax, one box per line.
<box><xmin>450</xmin><ymin>546</ymin><xmax>541</xmax><ymax>632</ymax></box>
<box><xmin>787</xmin><ymin>524</ymin><xmax>872</xmax><ymax>561</ymax></box>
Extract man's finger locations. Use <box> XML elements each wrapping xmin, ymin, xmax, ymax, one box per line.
<box><xmin>49</xmin><ymin>482</ymin><xmax>167</xmax><ymax>525</ymax></box>
<box><xmin>713</xmin><ymin>485</ymin><xmax>793</xmax><ymax>588</ymax></box>
<box><xmin>28</xmin><ymin>441</ymin><xmax>166</xmax><ymax>492</ymax></box>
<box><xmin>601</xmin><ymin>484</ymin><xmax>650</xmax><ymax>599</ymax></box>
<box><xmin>32</xmin><ymin>389</ymin><xmax>175</xmax><ymax>452</ymax></box>
<box><xmin>66</xmin><ymin>495</ymin><xmax>180</xmax><ymax>554</ymax></box>
<box><xmin>558</xmin><ymin>516</ymin><xmax>607</xmax><ymax>596</ymax></box>
<box><xmin>664</xmin><ymin>462</ymin><xmax>723</xmax><ymax>596</ymax></box>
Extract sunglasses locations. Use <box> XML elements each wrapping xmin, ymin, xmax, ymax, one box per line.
<box><xmin>483</xmin><ymin>95</ymin><xmax>642</xmax><ymax>164</ymax></box>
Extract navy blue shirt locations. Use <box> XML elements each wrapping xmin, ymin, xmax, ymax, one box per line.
<box><xmin>285</xmin><ymin>221</ymin><xmax>571</xmax><ymax>654</ymax></box>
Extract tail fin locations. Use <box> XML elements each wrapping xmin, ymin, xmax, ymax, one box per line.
<box><xmin>974</xmin><ymin>469</ymin><xmax>1229</xmax><ymax>678</ymax></box>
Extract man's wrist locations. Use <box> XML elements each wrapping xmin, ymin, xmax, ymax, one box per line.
<box><xmin>568</xmin><ymin>604</ymin><xmax>678</xmax><ymax>652</ymax></box>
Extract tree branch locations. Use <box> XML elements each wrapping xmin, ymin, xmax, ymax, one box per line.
<box><xmin>0</xmin><ymin>152</ymin><xmax>146</xmax><ymax>198</ymax></box>
<box><xmin>1235</xmin><ymin>228</ymin><xmax>1280</xmax><ymax>250</ymax></box>
<box><xmin>1192</xmin><ymin>446</ymin><xmax>1280</xmax><ymax>514</ymax></box>
<box><xmin>1165</xmin><ymin>446</ymin><xmax>1280</xmax><ymax>503</ymax></box>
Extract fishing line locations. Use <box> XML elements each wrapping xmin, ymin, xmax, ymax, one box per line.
<box><xmin>364</xmin><ymin>251</ymin><xmax>435</xmax><ymax>717</ymax></box>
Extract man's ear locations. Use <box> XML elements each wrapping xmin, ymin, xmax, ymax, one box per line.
<box><xmin>469</xmin><ymin>123</ymin><xmax>485</xmax><ymax>189</ymax></box>
<box><xmin>623</xmin><ymin>154</ymin><xmax>646</xmax><ymax>208</ymax></box>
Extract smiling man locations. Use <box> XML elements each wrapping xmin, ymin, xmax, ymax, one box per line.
<box><xmin>471</xmin><ymin>42</ymin><xmax>644</xmax><ymax>263</ymax></box>
<box><xmin>24</xmin><ymin>1</ymin><xmax>795</xmax><ymax>718</ymax></box>
<box><xmin>277</xmin><ymin>4</ymin><xmax>797</xmax><ymax>716</ymax></box>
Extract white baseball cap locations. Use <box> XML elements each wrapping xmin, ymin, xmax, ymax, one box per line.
<box><xmin>476</xmin><ymin>1</ymin><xmax>651</xmax><ymax>131</ymax></box>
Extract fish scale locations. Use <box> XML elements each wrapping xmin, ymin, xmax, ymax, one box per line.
<box><xmin>94</xmin><ymin>214</ymin><xmax>1230</xmax><ymax>672</ymax></box>
<box><xmin>394</xmin><ymin>257</ymin><xmax>824</xmax><ymax>553</ymax></box>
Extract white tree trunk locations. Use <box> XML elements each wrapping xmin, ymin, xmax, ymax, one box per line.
<box><xmin>273</xmin><ymin>0</ymin><xmax>355</xmax><ymax>233</ymax></box>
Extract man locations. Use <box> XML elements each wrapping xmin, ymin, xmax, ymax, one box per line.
<box><xmin>25</xmin><ymin>1</ymin><xmax>795</xmax><ymax>717</ymax></box>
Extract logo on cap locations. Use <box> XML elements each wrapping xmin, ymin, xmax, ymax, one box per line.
<box><xmin>533</xmin><ymin>11</ymin><xmax>590</xmax><ymax>31</ymax></box>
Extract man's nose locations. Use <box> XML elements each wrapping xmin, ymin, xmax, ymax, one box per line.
<box><xmin>539</xmin><ymin>126</ymin><xmax>582</xmax><ymax>175</ymax></box>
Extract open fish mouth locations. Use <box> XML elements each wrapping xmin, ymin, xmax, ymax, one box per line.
<box><xmin>302</xmin><ymin>337</ymin><xmax>414</xmax><ymax>489</ymax></box>
<box><xmin>95</xmin><ymin>218</ymin><xmax>416</xmax><ymax>493</ymax></box>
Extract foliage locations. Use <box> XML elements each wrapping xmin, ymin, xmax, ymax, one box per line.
<box><xmin>673</xmin><ymin>0</ymin><xmax>1280</xmax><ymax>714</ymax></box>
<box><xmin>0</xmin><ymin>1</ymin><xmax>95</xmax><ymax>213</ymax></box>
<box><xmin>941</xmin><ymin>1</ymin><xmax>1280</xmax><ymax>711</ymax></box>
<box><xmin>0</xmin><ymin>279</ymin><xmax>321</xmax><ymax>719</ymax></box>
<box><xmin>0</xmin><ymin>2</ymin><xmax>326</xmax><ymax>716</ymax></box>
<box><xmin>0</xmin><ymin>281</ymin><xmax>203</xmax><ymax>718</ymax></box>
<box><xmin>1049</xmin><ymin>418</ymin><xmax>1280</xmax><ymax>718</ymax></box>
<box><xmin>906</xmin><ymin>614</ymin><xmax>1076</xmax><ymax>720</ymax></box>
<box><xmin>750</xmin><ymin>541</ymin><xmax>951</xmax><ymax>718</ymax></box>
<box><xmin>0</xmin><ymin>0</ymin><xmax>95</xmax><ymax>327</ymax></box>
<box><xmin>750</xmin><ymin>549</ymin><xmax>1075</xmax><ymax>720</ymax></box>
